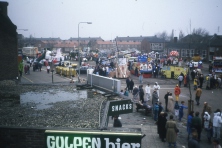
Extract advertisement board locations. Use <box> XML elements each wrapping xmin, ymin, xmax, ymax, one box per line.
<box><xmin>108</xmin><ymin>99</ymin><xmax>133</xmax><ymax>116</ymax></box>
<box><xmin>45</xmin><ymin>130</ymin><xmax>142</xmax><ymax>148</ymax></box>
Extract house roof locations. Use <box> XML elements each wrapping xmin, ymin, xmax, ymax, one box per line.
<box><xmin>34</xmin><ymin>37</ymin><xmax>61</xmax><ymax>41</ymax></box>
<box><xmin>115</xmin><ymin>36</ymin><xmax>151</xmax><ymax>41</ymax></box>
<box><xmin>54</xmin><ymin>40</ymin><xmax>78</xmax><ymax>48</ymax></box>
<box><xmin>143</xmin><ymin>36</ymin><xmax>166</xmax><ymax>43</ymax></box>
<box><xmin>69</xmin><ymin>37</ymin><xmax>103</xmax><ymax>41</ymax></box>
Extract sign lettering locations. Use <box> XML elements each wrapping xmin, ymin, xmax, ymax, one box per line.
<box><xmin>45</xmin><ymin>130</ymin><xmax>142</xmax><ymax>148</ymax></box>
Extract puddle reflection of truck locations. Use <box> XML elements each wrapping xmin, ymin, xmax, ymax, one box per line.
<box><xmin>22</xmin><ymin>47</ymin><xmax>38</xmax><ymax>58</ymax></box>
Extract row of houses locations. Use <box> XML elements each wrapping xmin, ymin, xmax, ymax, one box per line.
<box><xmin>18</xmin><ymin>34</ymin><xmax>222</xmax><ymax>62</ymax></box>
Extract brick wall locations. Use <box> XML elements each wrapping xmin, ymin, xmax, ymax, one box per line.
<box><xmin>0</xmin><ymin>127</ymin><xmax>46</xmax><ymax>148</ymax></box>
<box><xmin>0</xmin><ymin>2</ymin><xmax>19</xmax><ymax>81</ymax></box>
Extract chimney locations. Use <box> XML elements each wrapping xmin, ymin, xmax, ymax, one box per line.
<box><xmin>174</xmin><ymin>37</ymin><xmax>178</xmax><ymax>43</ymax></box>
<box><xmin>0</xmin><ymin>2</ymin><xmax>8</xmax><ymax>17</ymax></box>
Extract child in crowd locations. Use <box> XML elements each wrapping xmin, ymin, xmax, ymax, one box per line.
<box><xmin>123</xmin><ymin>88</ymin><xmax>129</xmax><ymax>97</ymax></box>
<box><xmin>174</xmin><ymin>101</ymin><xmax>180</xmax><ymax>119</ymax></box>
<box><xmin>193</xmin><ymin>78</ymin><xmax>198</xmax><ymax>90</ymax></box>
<box><xmin>179</xmin><ymin>101</ymin><xmax>188</xmax><ymax>122</ymax></box>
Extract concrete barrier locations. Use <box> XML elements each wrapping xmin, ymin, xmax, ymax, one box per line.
<box><xmin>87</xmin><ymin>73</ymin><xmax>121</xmax><ymax>93</ymax></box>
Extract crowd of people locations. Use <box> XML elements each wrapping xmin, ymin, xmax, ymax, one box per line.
<box><xmin>122</xmin><ymin>68</ymin><xmax>222</xmax><ymax>147</ymax></box>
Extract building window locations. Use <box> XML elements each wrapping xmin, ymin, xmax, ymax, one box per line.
<box><xmin>190</xmin><ymin>49</ymin><xmax>194</xmax><ymax>57</ymax></box>
<box><xmin>202</xmin><ymin>50</ymin><xmax>206</xmax><ymax>58</ymax></box>
<box><xmin>182</xmin><ymin>49</ymin><xmax>185</xmax><ymax>57</ymax></box>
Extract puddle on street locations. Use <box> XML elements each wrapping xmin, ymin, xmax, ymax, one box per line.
<box><xmin>20</xmin><ymin>90</ymin><xmax>87</xmax><ymax>110</ymax></box>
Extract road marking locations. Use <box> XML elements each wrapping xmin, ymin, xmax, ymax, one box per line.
<box><xmin>22</xmin><ymin>76</ymin><xmax>34</xmax><ymax>83</ymax></box>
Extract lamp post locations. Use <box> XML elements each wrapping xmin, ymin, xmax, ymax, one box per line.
<box><xmin>17</xmin><ymin>29</ymin><xmax>28</xmax><ymax>31</ymax></box>
<box><xmin>78</xmin><ymin>22</ymin><xmax>92</xmax><ymax>82</ymax></box>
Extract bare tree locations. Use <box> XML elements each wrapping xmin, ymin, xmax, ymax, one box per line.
<box><xmin>178</xmin><ymin>30</ymin><xmax>185</xmax><ymax>41</ymax></box>
<box><xmin>155</xmin><ymin>31</ymin><xmax>170</xmax><ymax>41</ymax></box>
<box><xmin>192</xmin><ymin>28</ymin><xmax>209</xmax><ymax>37</ymax></box>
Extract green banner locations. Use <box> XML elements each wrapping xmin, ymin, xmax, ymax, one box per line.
<box><xmin>108</xmin><ymin>99</ymin><xmax>133</xmax><ymax>116</ymax></box>
<box><xmin>45</xmin><ymin>130</ymin><xmax>142</xmax><ymax>148</ymax></box>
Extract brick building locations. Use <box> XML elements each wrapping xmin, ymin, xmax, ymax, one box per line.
<box><xmin>0</xmin><ymin>2</ymin><xmax>18</xmax><ymax>81</ymax></box>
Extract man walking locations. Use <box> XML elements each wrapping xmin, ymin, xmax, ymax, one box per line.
<box><xmin>178</xmin><ymin>74</ymin><xmax>183</xmax><ymax>87</ymax></box>
<box><xmin>195</xmin><ymin>86</ymin><xmax>202</xmax><ymax>106</ymax></box>
<box><xmin>145</xmin><ymin>83</ymin><xmax>151</xmax><ymax>101</ymax></box>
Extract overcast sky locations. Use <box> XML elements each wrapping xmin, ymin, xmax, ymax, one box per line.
<box><xmin>4</xmin><ymin>0</ymin><xmax>222</xmax><ymax>40</ymax></box>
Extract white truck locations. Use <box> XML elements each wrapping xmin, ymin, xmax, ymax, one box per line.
<box><xmin>22</xmin><ymin>47</ymin><xmax>38</xmax><ymax>58</ymax></box>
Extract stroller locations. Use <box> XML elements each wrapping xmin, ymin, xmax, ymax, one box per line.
<box><xmin>136</xmin><ymin>102</ymin><xmax>152</xmax><ymax>116</ymax></box>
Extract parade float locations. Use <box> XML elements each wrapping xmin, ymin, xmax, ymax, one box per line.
<box><xmin>130</xmin><ymin>55</ymin><xmax>153</xmax><ymax>78</ymax></box>
<box><xmin>161</xmin><ymin>51</ymin><xmax>188</xmax><ymax>79</ymax></box>
<box><xmin>192</xmin><ymin>54</ymin><xmax>203</xmax><ymax>69</ymax></box>
<box><xmin>108</xmin><ymin>55</ymin><xmax>131</xmax><ymax>78</ymax></box>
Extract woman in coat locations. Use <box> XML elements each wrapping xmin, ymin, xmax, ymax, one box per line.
<box><xmin>157</xmin><ymin>112</ymin><xmax>167</xmax><ymax>142</ymax></box>
<box><xmin>167</xmin><ymin>93</ymin><xmax>174</xmax><ymax>112</ymax></box>
<box><xmin>166</xmin><ymin>115</ymin><xmax>178</xmax><ymax>147</ymax></box>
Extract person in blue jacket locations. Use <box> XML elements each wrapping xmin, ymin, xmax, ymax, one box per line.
<box><xmin>179</xmin><ymin>101</ymin><xmax>188</xmax><ymax>122</ymax></box>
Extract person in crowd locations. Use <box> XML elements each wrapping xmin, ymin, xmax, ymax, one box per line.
<box><xmin>47</xmin><ymin>65</ymin><xmax>50</xmax><ymax>74</ymax></box>
<box><xmin>152</xmin><ymin>90</ymin><xmax>159</xmax><ymax>106</ymax></box>
<box><xmin>120</xmin><ymin>90</ymin><xmax>124</xmax><ymax>95</ymax></box>
<box><xmin>203</xmin><ymin>112</ymin><xmax>211</xmax><ymax>130</ymax></box>
<box><xmin>167</xmin><ymin>93</ymin><xmax>174</xmax><ymax>112</ymax></box>
<box><xmin>191</xmin><ymin>111</ymin><xmax>202</xmax><ymax>142</ymax></box>
<box><xmin>201</xmin><ymin>102</ymin><xmax>212</xmax><ymax>128</ymax></box>
<box><xmin>166</xmin><ymin>115</ymin><xmax>178</xmax><ymax>147</ymax></box>
<box><xmin>139</xmin><ymin>85</ymin><xmax>144</xmax><ymax>103</ymax></box>
<box><xmin>113</xmin><ymin>115</ymin><xmax>122</xmax><ymax>127</ymax></box>
<box><xmin>178</xmin><ymin>73</ymin><xmax>184</xmax><ymax>87</ymax></box>
<box><xmin>193</xmin><ymin>77</ymin><xmax>198</xmax><ymax>90</ymax></box>
<box><xmin>191</xmin><ymin>70</ymin><xmax>196</xmax><ymax>81</ymax></box>
<box><xmin>135</xmin><ymin>67</ymin><xmax>139</xmax><ymax>77</ymax></box>
<box><xmin>126</xmin><ymin>77</ymin><xmax>130</xmax><ymax>91</ymax></box>
<box><xmin>27</xmin><ymin>65</ymin><xmax>30</xmax><ymax>74</ymax></box>
<box><xmin>157</xmin><ymin>112</ymin><xmax>167</xmax><ymax>142</ymax></box>
<box><xmin>206</xmin><ymin>74</ymin><xmax>211</xmax><ymax>90</ymax></box>
<box><xmin>132</xmin><ymin>86</ymin><xmax>139</xmax><ymax>103</ymax></box>
<box><xmin>153</xmin><ymin>66</ymin><xmax>158</xmax><ymax>78</ymax></box>
<box><xmin>38</xmin><ymin>62</ymin><xmax>42</xmax><ymax>72</ymax></box>
<box><xmin>139</xmin><ymin>72</ymin><xmax>143</xmax><ymax>84</ymax></box>
<box><xmin>158</xmin><ymin>102</ymin><xmax>163</xmax><ymax>116</ymax></box>
<box><xmin>153</xmin><ymin>82</ymin><xmax>160</xmax><ymax>97</ymax></box>
<box><xmin>179</xmin><ymin>101</ymin><xmax>188</xmax><ymax>122</ymax></box>
<box><xmin>129</xmin><ymin>79</ymin><xmax>134</xmax><ymax>93</ymax></box>
<box><xmin>184</xmin><ymin>74</ymin><xmax>188</xmax><ymax>87</ymax></box>
<box><xmin>24</xmin><ymin>65</ymin><xmax>28</xmax><ymax>74</ymax></box>
<box><xmin>164</xmin><ymin>91</ymin><xmax>170</xmax><ymax>111</ymax></box>
<box><xmin>174</xmin><ymin>84</ymin><xmax>181</xmax><ymax>101</ymax></box>
<box><xmin>213</xmin><ymin>139</ymin><xmax>222</xmax><ymax>148</ymax></box>
<box><xmin>199</xmin><ymin>74</ymin><xmax>204</xmax><ymax>88</ymax></box>
<box><xmin>145</xmin><ymin>83</ymin><xmax>151</xmax><ymax>101</ymax></box>
<box><xmin>123</xmin><ymin>88</ymin><xmax>129</xmax><ymax>97</ymax></box>
<box><xmin>213</xmin><ymin>109</ymin><xmax>222</xmax><ymax>140</ymax></box>
<box><xmin>153</xmin><ymin>101</ymin><xmax>159</xmax><ymax>121</ymax></box>
<box><xmin>188</xmin><ymin>132</ymin><xmax>200</xmax><ymax>148</ymax></box>
<box><xmin>174</xmin><ymin>101</ymin><xmax>180</xmax><ymax>119</ymax></box>
<box><xmin>203</xmin><ymin>111</ymin><xmax>212</xmax><ymax>143</ymax></box>
<box><xmin>195</xmin><ymin>86</ymin><xmax>202</xmax><ymax>106</ymax></box>
<box><xmin>187</xmin><ymin>111</ymin><xmax>194</xmax><ymax>140</ymax></box>
<box><xmin>19</xmin><ymin>61</ymin><xmax>24</xmax><ymax>77</ymax></box>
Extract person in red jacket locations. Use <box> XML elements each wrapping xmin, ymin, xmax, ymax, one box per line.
<box><xmin>174</xmin><ymin>84</ymin><xmax>181</xmax><ymax>101</ymax></box>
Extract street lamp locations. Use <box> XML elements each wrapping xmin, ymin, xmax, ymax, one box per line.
<box><xmin>17</xmin><ymin>29</ymin><xmax>28</xmax><ymax>31</ymax></box>
<box><xmin>78</xmin><ymin>22</ymin><xmax>92</xmax><ymax>82</ymax></box>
